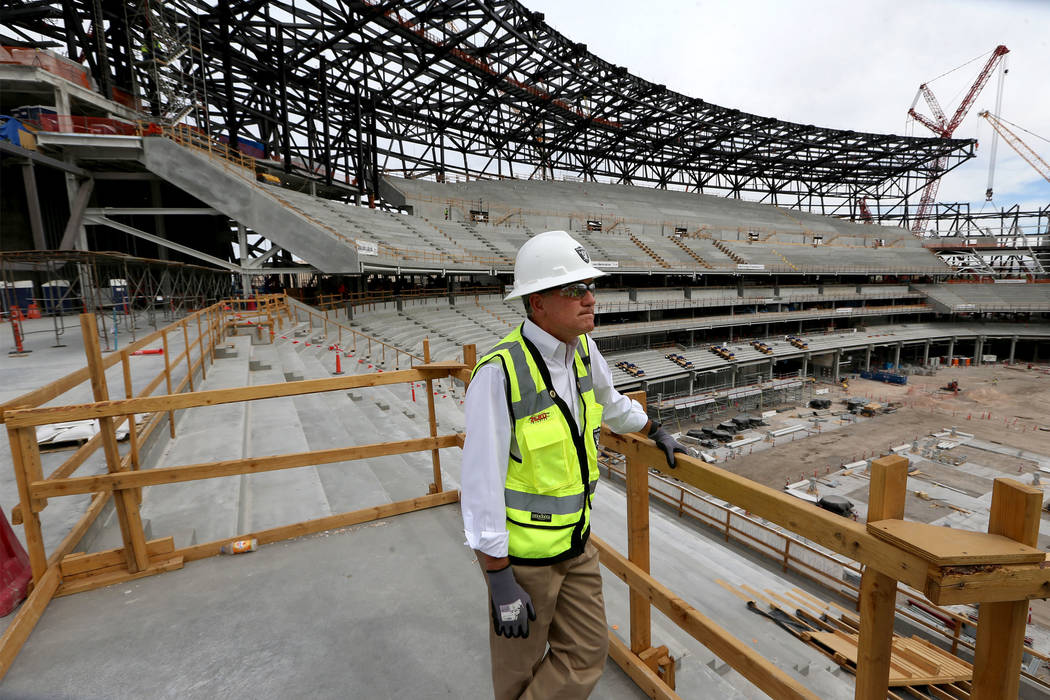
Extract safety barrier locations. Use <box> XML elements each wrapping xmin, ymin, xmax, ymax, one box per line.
<box><xmin>1</xmin><ymin>326</ymin><xmax>1046</xmax><ymax>697</ymax></box>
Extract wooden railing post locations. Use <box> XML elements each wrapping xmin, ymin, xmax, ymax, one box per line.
<box><xmin>624</xmin><ymin>390</ymin><xmax>652</xmax><ymax>655</ymax></box>
<box><xmin>855</xmin><ymin>454</ymin><xmax>908</xmax><ymax>699</ymax></box>
<box><xmin>80</xmin><ymin>313</ymin><xmax>149</xmax><ymax>573</ymax></box>
<box><xmin>160</xmin><ymin>328</ymin><xmax>176</xmax><ymax>438</ymax></box>
<box><xmin>423</xmin><ymin>338</ymin><xmax>443</xmax><ymax>494</ymax></box>
<box><xmin>181</xmin><ymin>319</ymin><xmax>194</xmax><ymax>392</ymax></box>
<box><xmin>971</xmin><ymin>478</ymin><xmax>1042</xmax><ymax>699</ymax></box>
<box><xmin>119</xmin><ymin>351</ymin><xmax>140</xmax><ymax>472</ymax></box>
<box><xmin>195</xmin><ymin>311</ymin><xmax>207</xmax><ymax>381</ymax></box>
<box><xmin>6</xmin><ymin>425</ymin><xmax>47</xmax><ymax>583</ymax></box>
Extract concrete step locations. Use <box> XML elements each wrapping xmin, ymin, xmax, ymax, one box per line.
<box><xmin>139</xmin><ymin>333</ymin><xmax>252</xmax><ymax>547</ymax></box>
<box><xmin>298</xmin><ymin>351</ymin><xmax>453</xmax><ymax>501</ymax></box>
<box><xmin>240</xmin><ymin>352</ymin><xmax>332</xmax><ymax>533</ymax></box>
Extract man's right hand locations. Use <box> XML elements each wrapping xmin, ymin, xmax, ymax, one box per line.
<box><xmin>486</xmin><ymin>565</ymin><xmax>536</xmax><ymax>638</ymax></box>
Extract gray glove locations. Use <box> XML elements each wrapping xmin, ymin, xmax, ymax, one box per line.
<box><xmin>649</xmin><ymin>421</ymin><xmax>690</xmax><ymax>468</ymax></box>
<box><xmin>486</xmin><ymin>565</ymin><xmax>535</xmax><ymax>638</ymax></box>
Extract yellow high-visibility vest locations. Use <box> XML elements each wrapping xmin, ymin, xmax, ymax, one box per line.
<box><xmin>473</xmin><ymin>325</ymin><xmax>603</xmax><ymax>564</ymax></box>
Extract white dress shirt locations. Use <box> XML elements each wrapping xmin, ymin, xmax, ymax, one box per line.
<box><xmin>461</xmin><ymin>319</ymin><xmax>649</xmax><ymax>557</ymax></box>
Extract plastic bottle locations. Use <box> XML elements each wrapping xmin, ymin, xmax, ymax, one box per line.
<box><xmin>220</xmin><ymin>538</ymin><xmax>258</xmax><ymax>555</ymax></box>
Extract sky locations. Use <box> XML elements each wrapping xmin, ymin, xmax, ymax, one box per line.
<box><xmin>526</xmin><ymin>0</ymin><xmax>1050</xmax><ymax>215</ymax></box>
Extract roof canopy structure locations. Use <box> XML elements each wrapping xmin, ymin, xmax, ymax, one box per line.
<box><xmin>4</xmin><ymin>0</ymin><xmax>973</xmax><ymax>221</ymax></box>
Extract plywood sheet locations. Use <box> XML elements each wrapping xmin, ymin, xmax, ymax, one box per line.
<box><xmin>867</xmin><ymin>519</ymin><xmax>1046</xmax><ymax>566</ymax></box>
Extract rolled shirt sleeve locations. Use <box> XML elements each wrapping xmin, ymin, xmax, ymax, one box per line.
<box><xmin>460</xmin><ymin>363</ymin><xmax>512</xmax><ymax>558</ymax></box>
<box><xmin>587</xmin><ymin>337</ymin><xmax>649</xmax><ymax>435</ymax></box>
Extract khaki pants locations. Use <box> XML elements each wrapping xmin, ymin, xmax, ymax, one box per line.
<box><xmin>479</xmin><ymin>539</ymin><xmax>608</xmax><ymax>700</ymax></box>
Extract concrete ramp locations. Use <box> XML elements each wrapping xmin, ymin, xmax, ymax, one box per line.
<box><xmin>140</xmin><ymin>138</ymin><xmax>359</xmax><ymax>273</ymax></box>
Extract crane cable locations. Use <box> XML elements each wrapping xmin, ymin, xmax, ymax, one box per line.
<box><xmin>923</xmin><ymin>47</ymin><xmax>997</xmax><ymax>86</ymax></box>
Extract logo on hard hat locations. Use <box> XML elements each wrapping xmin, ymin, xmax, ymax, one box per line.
<box><xmin>575</xmin><ymin>246</ymin><xmax>590</xmax><ymax>264</ymax></box>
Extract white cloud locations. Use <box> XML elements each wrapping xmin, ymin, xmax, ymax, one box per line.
<box><xmin>527</xmin><ymin>0</ymin><xmax>1050</xmax><ymax>211</ymax></box>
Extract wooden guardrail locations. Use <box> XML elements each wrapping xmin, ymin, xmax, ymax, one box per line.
<box><xmin>2</xmin><ymin>330</ymin><xmax>1046</xmax><ymax>698</ymax></box>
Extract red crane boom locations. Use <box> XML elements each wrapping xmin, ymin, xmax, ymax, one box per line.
<box><xmin>907</xmin><ymin>45</ymin><xmax>1009</xmax><ymax>233</ymax></box>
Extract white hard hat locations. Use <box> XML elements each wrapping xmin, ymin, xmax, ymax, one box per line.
<box><xmin>505</xmin><ymin>230</ymin><xmax>607</xmax><ymax>300</ymax></box>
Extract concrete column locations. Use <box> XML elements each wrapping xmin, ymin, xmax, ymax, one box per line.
<box><xmin>737</xmin><ymin>277</ymin><xmax>744</xmax><ymax>297</ymax></box>
<box><xmin>769</xmin><ymin>359</ymin><xmax>775</xmax><ymax>380</ymax></box>
<box><xmin>802</xmin><ymin>353</ymin><xmax>809</xmax><ymax>379</ymax></box>
<box><xmin>629</xmin><ymin>288</ymin><xmax>637</xmax><ymax>302</ymax></box>
<box><xmin>22</xmin><ymin>163</ymin><xmax>46</xmax><ymax>249</ymax></box>
<box><xmin>1009</xmin><ymin>335</ymin><xmax>1017</xmax><ymax>364</ymax></box>
<box><xmin>684</xmin><ymin>286</ymin><xmax>692</xmax><ymax>300</ymax></box>
<box><xmin>975</xmin><ymin>336</ymin><xmax>984</xmax><ymax>365</ymax></box>
<box><xmin>865</xmin><ymin>345</ymin><xmax>872</xmax><ymax>371</ymax></box>
<box><xmin>947</xmin><ymin>337</ymin><xmax>956</xmax><ymax>365</ymax></box>
<box><xmin>689</xmin><ymin>371</ymin><xmax>696</xmax><ymax>394</ymax></box>
<box><xmin>923</xmin><ymin>340</ymin><xmax>930</xmax><ymax>365</ymax></box>
<box><xmin>818</xmin><ymin>280</ymin><xmax>825</xmax><ymax>295</ymax></box>
<box><xmin>833</xmin><ymin>349</ymin><xmax>841</xmax><ymax>382</ymax></box>
<box><xmin>773</xmin><ymin>281</ymin><xmax>780</xmax><ymax>297</ymax></box>
<box><xmin>893</xmin><ymin>343</ymin><xmax>902</xmax><ymax>370</ymax></box>
<box><xmin>731</xmin><ymin>365</ymin><xmax>738</xmax><ymax>388</ymax></box>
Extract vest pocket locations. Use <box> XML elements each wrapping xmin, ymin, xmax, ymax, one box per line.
<box><xmin>519</xmin><ymin>419</ymin><xmax>575</xmax><ymax>492</ymax></box>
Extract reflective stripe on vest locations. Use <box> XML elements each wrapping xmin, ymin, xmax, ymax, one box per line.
<box><xmin>473</xmin><ymin>325</ymin><xmax>603</xmax><ymax>564</ymax></box>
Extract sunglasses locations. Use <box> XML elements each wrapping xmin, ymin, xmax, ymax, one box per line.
<box><xmin>554</xmin><ymin>282</ymin><xmax>597</xmax><ymax>298</ymax></box>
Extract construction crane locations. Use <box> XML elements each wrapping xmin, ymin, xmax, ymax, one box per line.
<box><xmin>907</xmin><ymin>45</ymin><xmax>1010</xmax><ymax>234</ymax></box>
<box><xmin>980</xmin><ymin>111</ymin><xmax>1050</xmax><ymax>191</ymax></box>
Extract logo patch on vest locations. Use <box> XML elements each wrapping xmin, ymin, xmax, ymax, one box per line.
<box><xmin>529</xmin><ymin>411</ymin><xmax>550</xmax><ymax>424</ymax></box>
<box><xmin>531</xmin><ymin>512</ymin><xmax>552</xmax><ymax>522</ymax></box>
<box><xmin>575</xmin><ymin>246</ymin><xmax>590</xmax><ymax>264</ymax></box>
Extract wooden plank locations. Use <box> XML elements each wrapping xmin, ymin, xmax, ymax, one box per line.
<box><xmin>80</xmin><ymin>313</ymin><xmax>150</xmax><ymax>574</ymax></box>
<box><xmin>8</xmin><ymin>427</ymin><xmax>47</xmax><ymax>583</ymax></box>
<box><xmin>161</xmin><ymin>329</ymin><xmax>175</xmax><ymax>438</ymax></box>
<box><xmin>971</xmin><ymin>479</ymin><xmax>1042</xmax><ymax>700</ymax></box>
<box><xmin>808</xmin><ymin>632</ymin><xmax>971</xmax><ymax>686</ymax></box>
<box><xmin>176</xmin><ymin>489</ymin><xmax>460</xmax><ymax>562</ymax></box>
<box><xmin>594</xmin><ymin>535</ymin><xmax>819</xmax><ymax>700</ymax></box>
<box><xmin>0</xmin><ymin>564</ymin><xmax>60</xmax><ymax>681</ymax></box>
<box><xmin>714</xmin><ymin>579</ymin><xmax>752</xmax><ymax>603</ymax></box>
<box><xmin>32</xmin><ymin>434</ymin><xmax>460</xmax><ymax>498</ymax></box>
<box><xmin>422</xmin><ymin>339</ymin><xmax>443</xmax><ymax>494</ymax></box>
<box><xmin>625</xmin><ymin>390</ymin><xmax>651</xmax><ymax>655</ymax></box>
<box><xmin>606</xmin><ymin>631</ymin><xmax>682</xmax><ymax>700</ymax></box>
<box><xmin>60</xmin><ymin>537</ymin><xmax>175</xmax><ymax>578</ymax></box>
<box><xmin>55</xmin><ymin>555</ymin><xmax>184</xmax><ymax>597</ymax></box>
<box><xmin>856</xmin><ymin>454</ymin><xmax>908</xmax><ymax>700</ymax></box>
<box><xmin>6</xmin><ymin>365</ymin><xmax>466</xmax><ymax>428</ymax></box>
<box><xmin>598</xmin><ymin>428</ymin><xmax>933</xmax><ymax>592</ymax></box>
<box><xmin>868</xmin><ymin>519</ymin><xmax>1045</xmax><ymax>566</ymax></box>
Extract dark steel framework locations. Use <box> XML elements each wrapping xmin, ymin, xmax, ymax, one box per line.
<box><xmin>3</xmin><ymin>0</ymin><xmax>975</xmax><ymax>222</ymax></box>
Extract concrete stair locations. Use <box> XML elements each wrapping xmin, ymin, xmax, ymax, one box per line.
<box><xmin>629</xmin><ymin>233</ymin><xmax>672</xmax><ymax>268</ymax></box>
<box><xmin>712</xmin><ymin>239</ymin><xmax>747</xmax><ymax>264</ymax></box>
<box><xmin>673</xmin><ymin>236</ymin><xmax>714</xmax><ymax>269</ymax></box>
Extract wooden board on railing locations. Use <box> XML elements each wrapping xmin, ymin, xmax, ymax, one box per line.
<box><xmin>868</xmin><ymin>519</ymin><xmax>1046</xmax><ymax>566</ymax></box>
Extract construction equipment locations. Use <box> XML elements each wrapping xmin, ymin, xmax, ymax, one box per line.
<box><xmin>941</xmin><ymin>380</ymin><xmax>960</xmax><ymax>392</ymax></box>
<box><xmin>907</xmin><ymin>45</ymin><xmax>1009</xmax><ymax>234</ymax></box>
<box><xmin>786</xmin><ymin>335</ymin><xmax>808</xmax><ymax>350</ymax></box>
<box><xmin>980</xmin><ymin>111</ymin><xmax>1050</xmax><ymax>199</ymax></box>
<box><xmin>860</xmin><ymin>403</ymin><xmax>882</xmax><ymax>417</ymax></box>
<box><xmin>709</xmin><ymin>344</ymin><xmax>736</xmax><ymax>361</ymax></box>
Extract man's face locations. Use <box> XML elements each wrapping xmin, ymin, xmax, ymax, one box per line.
<box><xmin>529</xmin><ymin>280</ymin><xmax>596</xmax><ymax>343</ymax></box>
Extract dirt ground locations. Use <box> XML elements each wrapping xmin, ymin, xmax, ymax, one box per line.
<box><xmin>700</xmin><ymin>363</ymin><xmax>1050</xmax><ymax>490</ymax></box>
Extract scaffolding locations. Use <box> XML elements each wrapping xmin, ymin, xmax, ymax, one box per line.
<box><xmin>0</xmin><ymin>250</ymin><xmax>232</xmax><ymax>351</ymax></box>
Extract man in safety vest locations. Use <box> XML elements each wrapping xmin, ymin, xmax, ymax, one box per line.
<box><xmin>462</xmin><ymin>230</ymin><xmax>690</xmax><ymax>699</ymax></box>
